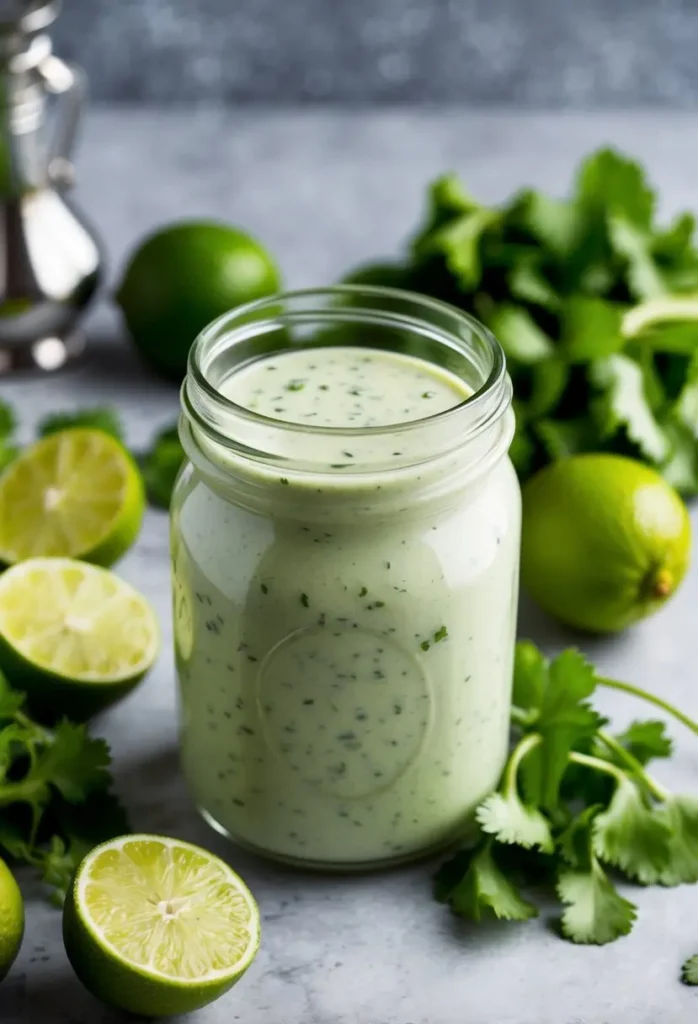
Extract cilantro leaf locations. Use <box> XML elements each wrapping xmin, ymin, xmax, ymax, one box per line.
<box><xmin>142</xmin><ymin>423</ymin><xmax>184</xmax><ymax>509</ymax></box>
<box><xmin>656</xmin><ymin>795</ymin><xmax>698</xmax><ymax>886</ymax></box>
<box><xmin>38</xmin><ymin>407</ymin><xmax>123</xmax><ymax>440</ymax></box>
<box><xmin>534</xmin><ymin>417</ymin><xmax>599</xmax><ymax>461</ymax></box>
<box><xmin>608</xmin><ymin>216</ymin><xmax>667</xmax><ymax>301</ymax></box>
<box><xmin>0</xmin><ymin>723</ymin><xmax>32</xmax><ymax>781</ymax></box>
<box><xmin>575</xmin><ymin>148</ymin><xmax>655</xmax><ymax>228</ymax></box>
<box><xmin>418</xmin><ymin>209</ymin><xmax>498</xmax><ymax>291</ymax></box>
<box><xmin>561</xmin><ymin>296</ymin><xmax>624</xmax><ymax>363</ymax></box>
<box><xmin>0</xmin><ymin>673</ymin><xmax>24</xmax><ymax>720</ymax></box>
<box><xmin>485</xmin><ymin>305</ymin><xmax>554</xmax><ymax>365</ymax></box>
<box><xmin>558</xmin><ymin>859</ymin><xmax>637</xmax><ymax>945</ymax></box>
<box><xmin>476</xmin><ymin>735</ymin><xmax>553</xmax><ymax>853</ymax></box>
<box><xmin>682</xmin><ymin>956</ymin><xmax>698</xmax><ymax>986</ymax></box>
<box><xmin>556</xmin><ymin>803</ymin><xmax>638</xmax><ymax>944</ymax></box>
<box><xmin>476</xmin><ymin>790</ymin><xmax>553</xmax><ymax>853</ymax></box>
<box><xmin>660</xmin><ymin>419</ymin><xmax>698</xmax><ymax>495</ymax></box>
<box><xmin>33</xmin><ymin>721</ymin><xmax>111</xmax><ymax>803</ymax></box>
<box><xmin>557</xmin><ymin>806</ymin><xmax>602</xmax><ymax>869</ymax></box>
<box><xmin>519</xmin><ymin>359</ymin><xmax>570</xmax><ymax>421</ymax></box>
<box><xmin>41</xmin><ymin>835</ymin><xmax>79</xmax><ymax>906</ymax></box>
<box><xmin>591</xmin><ymin>354</ymin><xmax>669</xmax><ymax>463</ymax></box>
<box><xmin>592</xmin><ymin>774</ymin><xmax>672</xmax><ymax>884</ymax></box>
<box><xmin>444</xmin><ymin>842</ymin><xmax>538</xmax><ymax>923</ymax></box>
<box><xmin>507</xmin><ymin>262</ymin><xmax>560</xmax><ymax>311</ymax></box>
<box><xmin>630</xmin><ymin>323</ymin><xmax>698</xmax><ymax>354</ymax></box>
<box><xmin>416</xmin><ymin>173</ymin><xmax>480</xmax><ymax>234</ymax></box>
<box><xmin>433</xmin><ymin>848</ymin><xmax>471</xmax><ymax>903</ymax></box>
<box><xmin>613</xmin><ymin>720</ymin><xmax>673</xmax><ymax>766</ymax></box>
<box><xmin>0</xmin><ymin>816</ymin><xmax>34</xmax><ymax>862</ymax></box>
<box><xmin>507</xmin><ymin>189</ymin><xmax>583</xmax><ymax>259</ymax></box>
<box><xmin>673</xmin><ymin>349</ymin><xmax>698</xmax><ymax>438</ymax></box>
<box><xmin>521</xmin><ymin>649</ymin><xmax>602</xmax><ymax>809</ymax></box>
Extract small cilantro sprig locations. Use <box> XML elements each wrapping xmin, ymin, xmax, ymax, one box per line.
<box><xmin>682</xmin><ymin>955</ymin><xmax>698</xmax><ymax>986</ymax></box>
<box><xmin>436</xmin><ymin>640</ymin><xmax>698</xmax><ymax>948</ymax></box>
<box><xmin>0</xmin><ymin>672</ymin><xmax>127</xmax><ymax>903</ymax></box>
<box><xmin>346</xmin><ymin>148</ymin><xmax>698</xmax><ymax>492</ymax></box>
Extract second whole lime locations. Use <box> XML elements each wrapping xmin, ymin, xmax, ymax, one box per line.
<box><xmin>116</xmin><ymin>222</ymin><xmax>281</xmax><ymax>378</ymax></box>
<box><xmin>521</xmin><ymin>453</ymin><xmax>691</xmax><ymax>633</ymax></box>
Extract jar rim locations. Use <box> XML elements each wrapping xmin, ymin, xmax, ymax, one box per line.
<box><xmin>182</xmin><ymin>285</ymin><xmax>513</xmax><ymax>477</ymax></box>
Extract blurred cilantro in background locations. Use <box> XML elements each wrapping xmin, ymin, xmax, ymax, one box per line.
<box><xmin>346</xmin><ymin>148</ymin><xmax>698</xmax><ymax>493</ymax></box>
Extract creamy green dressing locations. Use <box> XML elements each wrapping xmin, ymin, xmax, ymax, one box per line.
<box><xmin>173</xmin><ymin>345</ymin><xmax>519</xmax><ymax>867</ymax></box>
<box><xmin>224</xmin><ymin>346</ymin><xmax>468</xmax><ymax>427</ymax></box>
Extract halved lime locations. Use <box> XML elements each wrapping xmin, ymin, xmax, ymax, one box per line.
<box><xmin>0</xmin><ymin>558</ymin><xmax>159</xmax><ymax>721</ymax></box>
<box><xmin>0</xmin><ymin>857</ymin><xmax>23</xmax><ymax>981</ymax></box>
<box><xmin>0</xmin><ymin>428</ymin><xmax>145</xmax><ymax>567</ymax></box>
<box><xmin>63</xmin><ymin>835</ymin><xmax>260</xmax><ymax>1017</ymax></box>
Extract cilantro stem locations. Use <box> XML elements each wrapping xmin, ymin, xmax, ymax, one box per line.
<box><xmin>596</xmin><ymin>730</ymin><xmax>670</xmax><ymax>801</ymax></box>
<box><xmin>597</xmin><ymin>677</ymin><xmax>698</xmax><ymax>736</ymax></box>
<box><xmin>510</xmin><ymin>704</ymin><xmax>535</xmax><ymax>728</ymax></box>
<box><xmin>0</xmin><ymin>778</ymin><xmax>45</xmax><ymax>805</ymax></box>
<box><xmin>568</xmin><ymin>751</ymin><xmax>627</xmax><ymax>785</ymax></box>
<box><xmin>622</xmin><ymin>297</ymin><xmax>698</xmax><ymax>339</ymax></box>
<box><xmin>504</xmin><ymin>733</ymin><xmax>542</xmax><ymax>796</ymax></box>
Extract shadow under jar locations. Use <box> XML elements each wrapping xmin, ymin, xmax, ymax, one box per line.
<box><xmin>172</xmin><ymin>286</ymin><xmax>520</xmax><ymax>870</ymax></box>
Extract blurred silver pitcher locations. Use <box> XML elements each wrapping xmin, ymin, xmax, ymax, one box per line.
<box><xmin>0</xmin><ymin>0</ymin><xmax>101</xmax><ymax>371</ymax></box>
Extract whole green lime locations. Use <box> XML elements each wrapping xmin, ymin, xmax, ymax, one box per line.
<box><xmin>521</xmin><ymin>454</ymin><xmax>691</xmax><ymax>633</ymax></box>
<box><xmin>116</xmin><ymin>222</ymin><xmax>281</xmax><ymax>378</ymax></box>
<box><xmin>0</xmin><ymin>858</ymin><xmax>24</xmax><ymax>982</ymax></box>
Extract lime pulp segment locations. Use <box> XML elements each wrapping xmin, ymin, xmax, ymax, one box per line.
<box><xmin>0</xmin><ymin>558</ymin><xmax>159</xmax><ymax>683</ymax></box>
<box><xmin>77</xmin><ymin>836</ymin><xmax>259</xmax><ymax>982</ymax></box>
<box><xmin>0</xmin><ymin>428</ymin><xmax>144</xmax><ymax>566</ymax></box>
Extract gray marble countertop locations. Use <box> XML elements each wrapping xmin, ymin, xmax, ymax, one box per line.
<box><xmin>3</xmin><ymin>108</ymin><xmax>698</xmax><ymax>1024</ymax></box>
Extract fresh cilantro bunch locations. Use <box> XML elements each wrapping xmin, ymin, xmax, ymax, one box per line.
<box><xmin>352</xmin><ymin>148</ymin><xmax>698</xmax><ymax>492</ymax></box>
<box><xmin>0</xmin><ymin>672</ymin><xmax>127</xmax><ymax>903</ymax></box>
<box><xmin>436</xmin><ymin>640</ymin><xmax>698</xmax><ymax>945</ymax></box>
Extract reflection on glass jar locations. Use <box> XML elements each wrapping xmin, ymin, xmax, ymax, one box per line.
<box><xmin>172</xmin><ymin>287</ymin><xmax>520</xmax><ymax>869</ymax></box>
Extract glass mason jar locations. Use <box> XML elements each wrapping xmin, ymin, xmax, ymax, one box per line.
<box><xmin>171</xmin><ymin>286</ymin><xmax>520</xmax><ymax>870</ymax></box>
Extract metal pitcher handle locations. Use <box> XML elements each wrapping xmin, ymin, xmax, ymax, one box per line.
<box><xmin>35</xmin><ymin>54</ymin><xmax>86</xmax><ymax>189</ymax></box>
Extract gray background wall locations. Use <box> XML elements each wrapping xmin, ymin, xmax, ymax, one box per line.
<box><xmin>55</xmin><ymin>0</ymin><xmax>697</xmax><ymax>106</ymax></box>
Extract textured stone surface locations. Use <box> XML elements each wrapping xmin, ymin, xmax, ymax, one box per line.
<box><xmin>3</xmin><ymin>108</ymin><xmax>698</xmax><ymax>1023</ymax></box>
<box><xmin>52</xmin><ymin>0</ymin><xmax>698</xmax><ymax>105</ymax></box>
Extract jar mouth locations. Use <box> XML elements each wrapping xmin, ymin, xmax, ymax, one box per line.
<box><xmin>182</xmin><ymin>285</ymin><xmax>512</xmax><ymax>476</ymax></box>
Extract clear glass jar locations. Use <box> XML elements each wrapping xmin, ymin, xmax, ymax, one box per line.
<box><xmin>171</xmin><ymin>287</ymin><xmax>520</xmax><ymax>869</ymax></box>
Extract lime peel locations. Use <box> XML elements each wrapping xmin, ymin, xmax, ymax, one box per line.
<box><xmin>0</xmin><ymin>857</ymin><xmax>23</xmax><ymax>981</ymax></box>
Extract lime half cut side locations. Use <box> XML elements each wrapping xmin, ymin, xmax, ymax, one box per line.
<box><xmin>63</xmin><ymin>835</ymin><xmax>261</xmax><ymax>1018</ymax></box>
<box><xmin>0</xmin><ymin>428</ymin><xmax>145</xmax><ymax>567</ymax></box>
<box><xmin>0</xmin><ymin>558</ymin><xmax>159</xmax><ymax>721</ymax></box>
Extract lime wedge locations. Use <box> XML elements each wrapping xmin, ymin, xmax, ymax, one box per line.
<box><xmin>0</xmin><ymin>558</ymin><xmax>159</xmax><ymax>721</ymax></box>
<box><xmin>0</xmin><ymin>428</ymin><xmax>144</xmax><ymax>567</ymax></box>
<box><xmin>0</xmin><ymin>857</ymin><xmax>23</xmax><ymax>981</ymax></box>
<box><xmin>63</xmin><ymin>835</ymin><xmax>260</xmax><ymax>1017</ymax></box>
